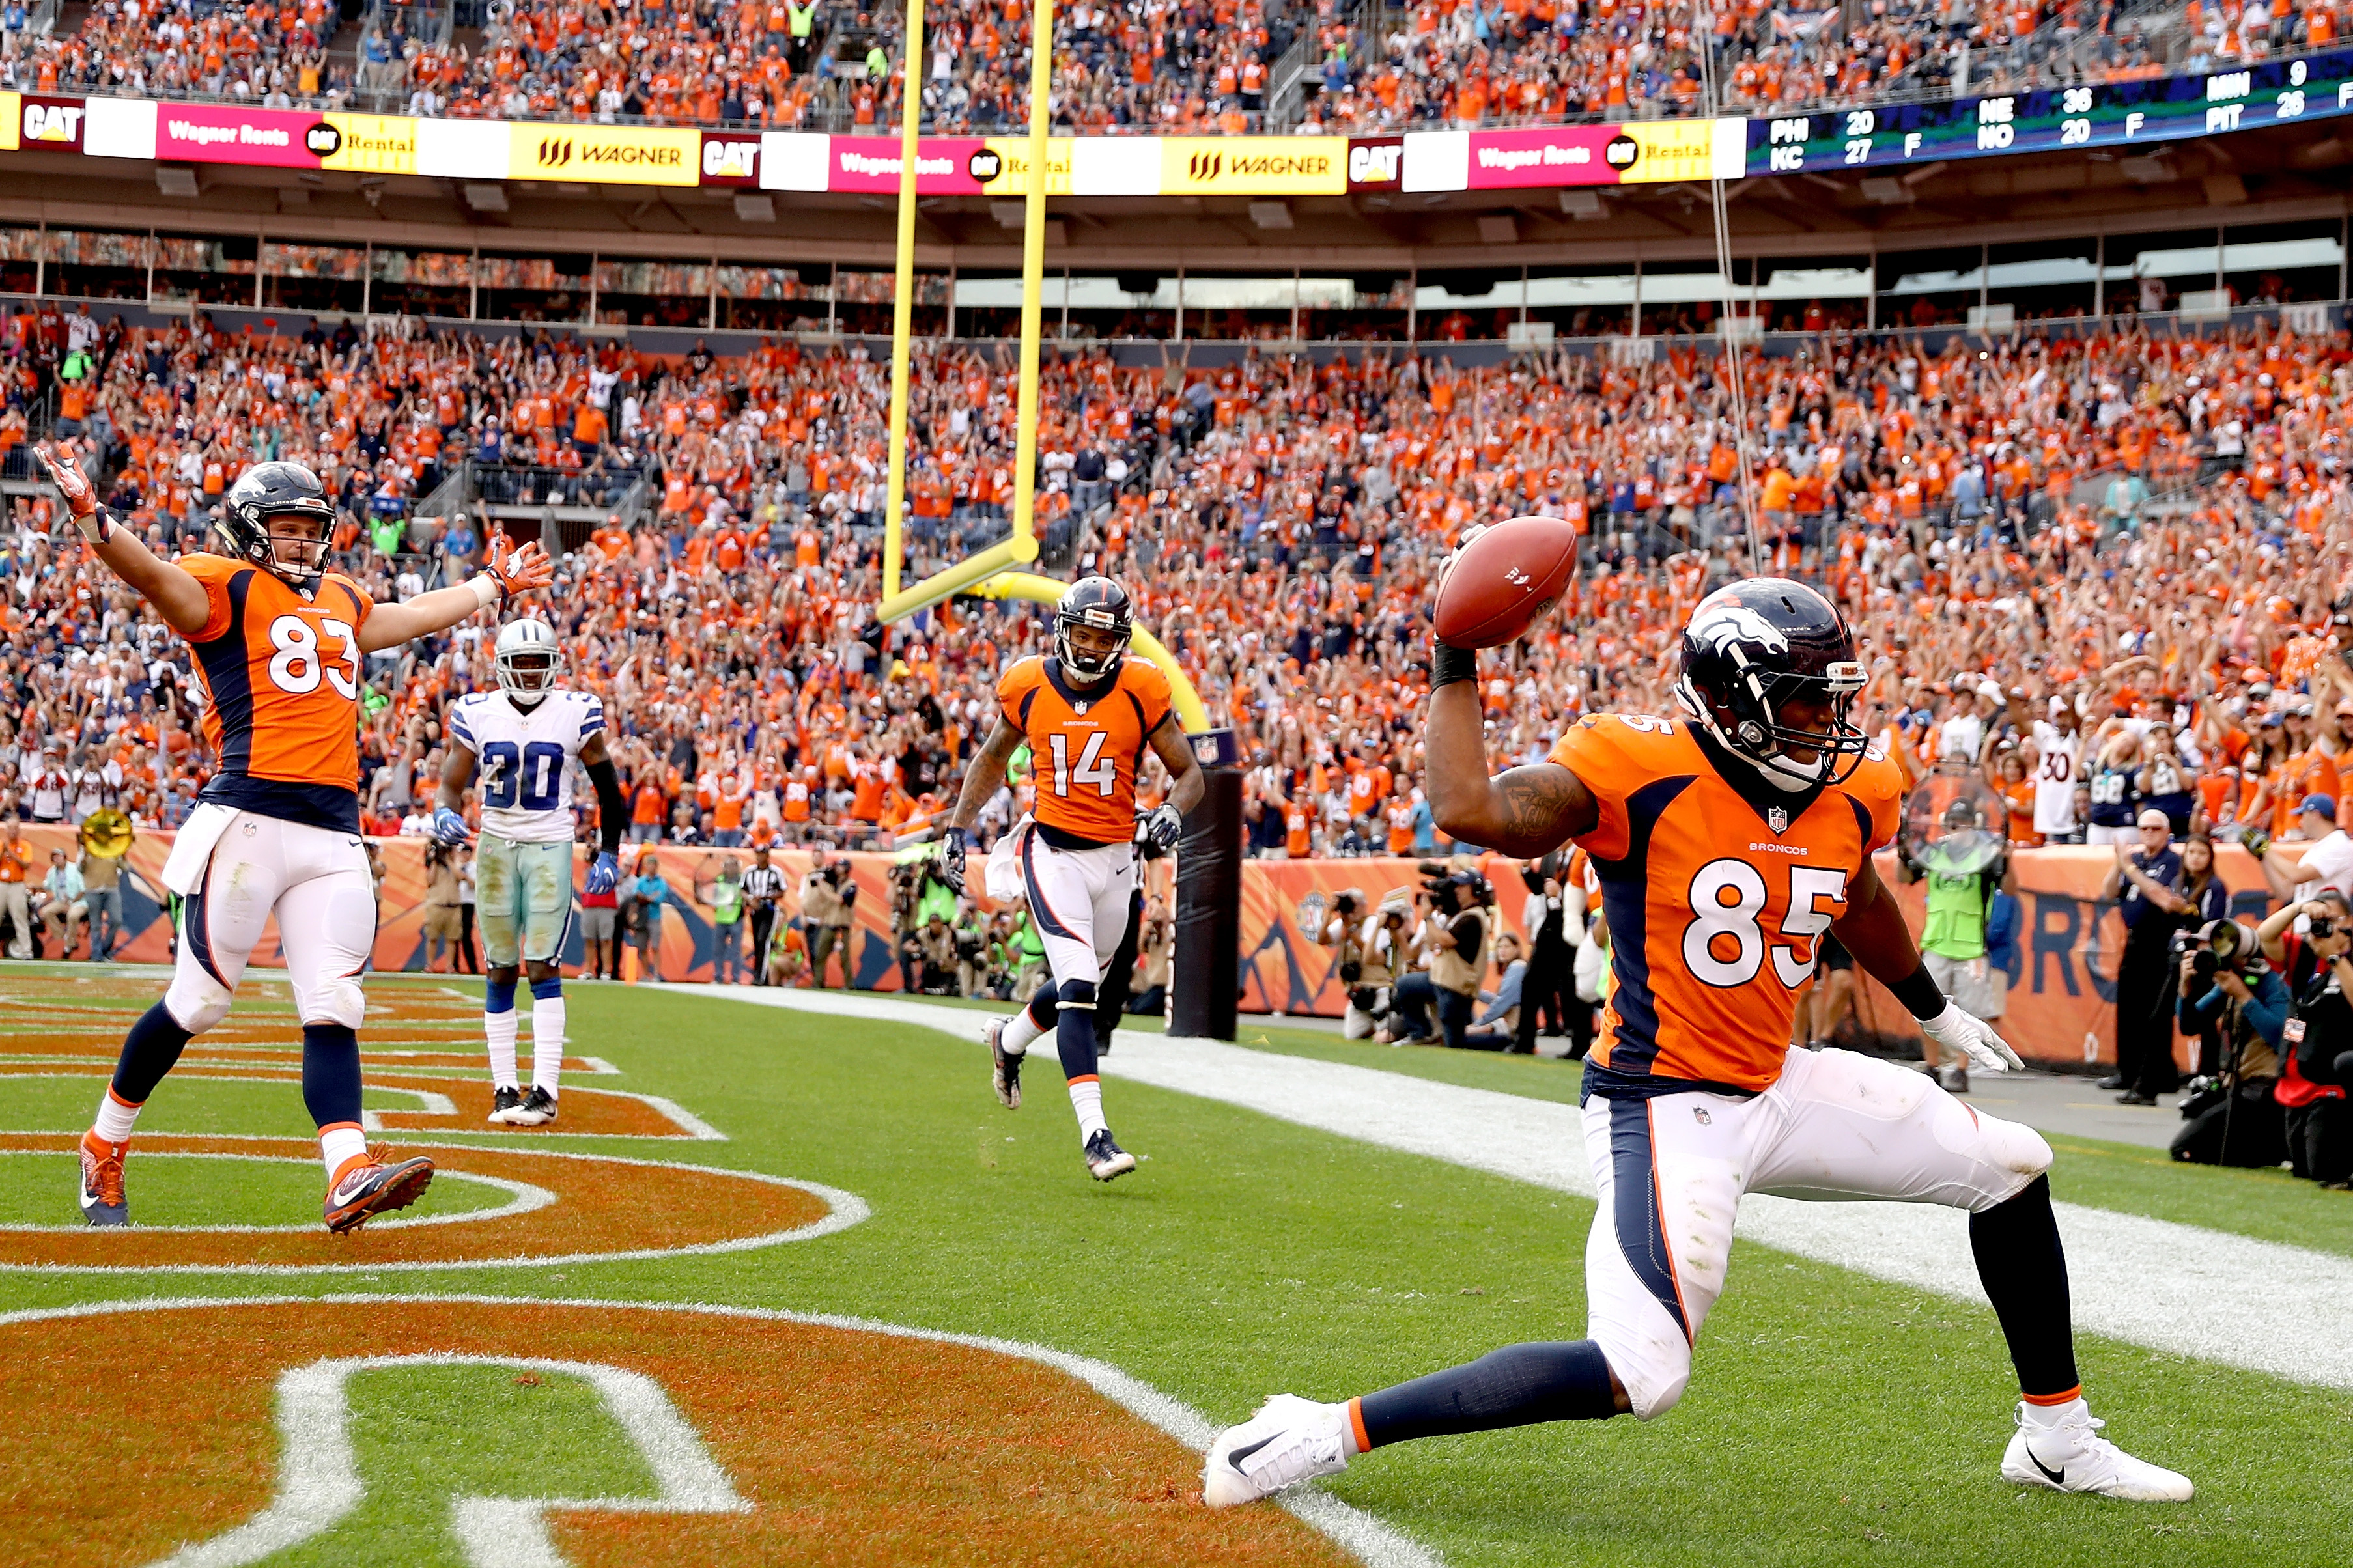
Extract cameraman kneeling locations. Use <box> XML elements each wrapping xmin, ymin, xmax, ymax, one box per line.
<box><xmin>2259</xmin><ymin>894</ymin><xmax>2353</xmax><ymax>1188</ymax></box>
<box><xmin>2171</xmin><ymin>918</ymin><xmax>2290</xmax><ymax>1168</ymax></box>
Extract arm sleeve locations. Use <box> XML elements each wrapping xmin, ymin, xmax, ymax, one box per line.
<box><xmin>2242</xmin><ymin>974</ymin><xmax>2291</xmax><ymax>1048</ymax></box>
<box><xmin>177</xmin><ymin>554</ymin><xmax>240</xmax><ymax>644</ymax></box>
<box><xmin>1542</xmin><ymin>718</ymin><xmax>1636</xmax><ymax>861</ymax></box>
<box><xmin>446</xmin><ymin>697</ymin><xmax>479</xmax><ymax>752</ymax></box>
<box><xmin>996</xmin><ymin>662</ymin><xmax>1033</xmax><ymax>731</ymax></box>
<box><xmin>587</xmin><ymin>756</ymin><xmax>626</xmax><ymax>856</ymax></box>
<box><xmin>1133</xmin><ymin>661</ymin><xmax>1175</xmax><ymax>736</ymax></box>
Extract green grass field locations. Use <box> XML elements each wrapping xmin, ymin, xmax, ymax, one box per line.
<box><xmin>4</xmin><ymin>970</ymin><xmax>2350</xmax><ymax>1567</ymax></box>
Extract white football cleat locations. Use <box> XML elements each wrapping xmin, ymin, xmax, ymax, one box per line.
<box><xmin>2002</xmin><ymin>1399</ymin><xmax>2193</xmax><ymax>1502</ymax></box>
<box><xmin>1202</xmin><ymin>1394</ymin><xmax>1351</xmax><ymax>1507</ymax></box>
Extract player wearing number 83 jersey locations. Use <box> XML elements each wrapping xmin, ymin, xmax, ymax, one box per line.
<box><xmin>33</xmin><ymin>444</ymin><xmax>554</xmax><ymax>1233</ymax></box>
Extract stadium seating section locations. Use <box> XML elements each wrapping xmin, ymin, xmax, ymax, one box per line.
<box><xmin>7</xmin><ymin>0</ymin><xmax>2326</xmax><ymax>132</ymax></box>
<box><xmin>1</xmin><ymin>307</ymin><xmax>2341</xmax><ymax>860</ymax></box>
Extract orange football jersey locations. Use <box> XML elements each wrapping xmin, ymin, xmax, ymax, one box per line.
<box><xmin>1551</xmin><ymin>713</ymin><xmax>1903</xmax><ymax>1093</ymax></box>
<box><xmin>183</xmin><ymin>554</ymin><xmax>373</xmax><ymax>830</ymax></box>
<box><xmin>998</xmin><ymin>654</ymin><xmax>1172</xmax><ymax>846</ymax></box>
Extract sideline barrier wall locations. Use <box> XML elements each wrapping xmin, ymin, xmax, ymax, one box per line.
<box><xmin>1</xmin><ymin>828</ymin><xmax>2263</xmax><ymax>1070</ymax></box>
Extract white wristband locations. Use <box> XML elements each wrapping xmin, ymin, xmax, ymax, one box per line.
<box><xmin>74</xmin><ymin>507</ymin><xmax>113</xmax><ymax>546</ymax></box>
<box><xmin>468</xmin><ymin>574</ymin><xmax>501</xmax><ymax>611</ymax></box>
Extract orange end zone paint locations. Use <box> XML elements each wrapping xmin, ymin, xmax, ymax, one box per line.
<box><xmin>0</xmin><ymin>1300</ymin><xmax>1353</xmax><ymax>1568</ymax></box>
<box><xmin>0</xmin><ymin>1134</ymin><xmax>859</xmax><ymax>1273</ymax></box>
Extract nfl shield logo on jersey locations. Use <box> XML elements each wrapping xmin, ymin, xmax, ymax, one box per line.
<box><xmin>1767</xmin><ymin>805</ymin><xmax>1790</xmax><ymax>835</ymax></box>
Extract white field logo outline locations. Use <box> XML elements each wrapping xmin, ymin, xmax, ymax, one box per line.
<box><xmin>146</xmin><ymin>1354</ymin><xmax>750</xmax><ymax>1568</ymax></box>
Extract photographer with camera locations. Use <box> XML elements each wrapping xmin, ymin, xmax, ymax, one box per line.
<box><xmin>1388</xmin><ymin>865</ymin><xmax>1492</xmax><ymax>1050</ymax></box>
<box><xmin>2257</xmin><ymin>893</ymin><xmax>2353</xmax><ymax>1188</ymax></box>
<box><xmin>1312</xmin><ymin>886</ymin><xmax>1409</xmax><ymax>1040</ymax></box>
<box><xmin>798</xmin><ymin>858</ymin><xmax>857</xmax><ymax>990</ymax></box>
<box><xmin>953</xmin><ymin>904</ymin><xmax>992</xmax><ymax>998</ymax></box>
<box><xmin>1899</xmin><ymin>798</ymin><xmax>2019</xmax><ymax>1095</ymax></box>
<box><xmin>2169</xmin><ymin>917</ymin><xmax>2290</xmax><ymax>1168</ymax></box>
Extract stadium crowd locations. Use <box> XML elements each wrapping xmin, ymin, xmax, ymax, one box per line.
<box><xmin>0</xmin><ymin>301</ymin><xmax>2349</xmax><ymax>1184</ymax></box>
<box><xmin>2</xmin><ymin>305</ymin><xmax>2352</xmax><ymax>864</ymax></box>
<box><xmin>16</xmin><ymin>0</ymin><xmax>2345</xmax><ymax>135</ymax></box>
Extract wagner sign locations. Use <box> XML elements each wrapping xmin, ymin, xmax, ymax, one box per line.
<box><xmin>506</xmin><ymin>124</ymin><xmax>700</xmax><ymax>186</ymax></box>
<box><xmin>1157</xmin><ymin>137</ymin><xmax>1347</xmax><ymax>195</ymax></box>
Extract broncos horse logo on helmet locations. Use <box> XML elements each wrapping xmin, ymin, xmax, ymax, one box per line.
<box><xmin>1054</xmin><ymin>576</ymin><xmax>1134</xmax><ymax>686</ymax></box>
<box><xmin>218</xmin><ymin>461</ymin><xmax>337</xmax><ymax>595</ymax></box>
<box><xmin>1674</xmin><ymin>578</ymin><xmax>1870</xmax><ymax>787</ymax></box>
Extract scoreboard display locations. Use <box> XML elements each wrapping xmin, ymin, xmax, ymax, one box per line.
<box><xmin>1746</xmin><ymin>48</ymin><xmax>2353</xmax><ymax>176</ymax></box>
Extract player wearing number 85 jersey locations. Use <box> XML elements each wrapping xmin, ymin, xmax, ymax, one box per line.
<box><xmin>35</xmin><ymin>442</ymin><xmax>553</xmax><ymax>1235</ymax></box>
<box><xmin>940</xmin><ymin>577</ymin><xmax>1205</xmax><ymax>1182</ymax></box>
<box><xmin>437</xmin><ymin>619</ymin><xmax>629</xmax><ymax>1128</ymax></box>
<box><xmin>1204</xmin><ymin>579</ymin><xmax>2192</xmax><ymax>1511</ymax></box>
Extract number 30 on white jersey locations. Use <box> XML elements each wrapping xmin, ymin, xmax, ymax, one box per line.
<box><xmin>449</xmin><ymin>689</ymin><xmax>604</xmax><ymax>845</ymax></box>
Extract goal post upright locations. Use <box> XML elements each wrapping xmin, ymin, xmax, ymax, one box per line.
<box><xmin>873</xmin><ymin>0</ymin><xmax>1052</xmax><ymax>628</ymax></box>
<box><xmin>881</xmin><ymin>0</ymin><xmax>928</xmax><ymax>606</ymax></box>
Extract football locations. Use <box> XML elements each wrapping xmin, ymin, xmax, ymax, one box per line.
<box><xmin>1433</xmin><ymin>514</ymin><xmax>1581</xmax><ymax>649</ymax></box>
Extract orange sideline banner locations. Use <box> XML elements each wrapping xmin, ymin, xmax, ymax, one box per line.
<box><xmin>0</xmin><ymin>828</ymin><xmax>2266</xmax><ymax>1071</ymax></box>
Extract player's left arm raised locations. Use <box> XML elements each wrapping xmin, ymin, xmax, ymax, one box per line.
<box><xmin>356</xmin><ymin>536</ymin><xmax>554</xmax><ymax>652</ymax></box>
<box><xmin>1835</xmin><ymin>851</ymin><xmax>2023</xmax><ymax>1072</ymax></box>
<box><xmin>1426</xmin><ymin>651</ymin><xmax>1600</xmax><ymax>856</ymax></box>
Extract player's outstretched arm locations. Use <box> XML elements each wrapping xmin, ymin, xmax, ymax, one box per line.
<box><xmin>358</xmin><ymin>537</ymin><xmax>554</xmax><ymax>652</ymax></box>
<box><xmin>36</xmin><ymin>441</ymin><xmax>210</xmax><ymax>636</ymax></box>
<box><xmin>1426</xmin><ymin>671</ymin><xmax>1599</xmax><ymax>857</ymax></box>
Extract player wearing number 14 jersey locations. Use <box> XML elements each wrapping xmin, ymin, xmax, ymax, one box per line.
<box><xmin>938</xmin><ymin>578</ymin><xmax>1205</xmax><ymax>1181</ymax></box>
<box><xmin>36</xmin><ymin>445</ymin><xmax>552</xmax><ymax>1233</ymax></box>
<box><xmin>436</xmin><ymin>620</ymin><xmax>627</xmax><ymax>1128</ymax></box>
<box><xmin>1204</xmin><ymin>578</ymin><xmax>2193</xmax><ymax>1510</ymax></box>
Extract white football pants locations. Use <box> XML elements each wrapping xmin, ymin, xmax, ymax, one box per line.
<box><xmin>168</xmin><ymin>813</ymin><xmax>377</xmax><ymax>1033</ymax></box>
<box><xmin>1583</xmin><ymin>1046</ymin><xmax>2052</xmax><ymax>1420</ymax></box>
<box><xmin>1017</xmin><ymin>832</ymin><xmax>1134</xmax><ymax>992</ymax></box>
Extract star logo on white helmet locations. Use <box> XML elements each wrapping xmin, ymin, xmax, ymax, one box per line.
<box><xmin>1693</xmin><ymin>604</ymin><xmax>1791</xmax><ymax>660</ymax></box>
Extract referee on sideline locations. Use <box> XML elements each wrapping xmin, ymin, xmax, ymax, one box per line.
<box><xmin>742</xmin><ymin>847</ymin><xmax>787</xmax><ymax>985</ymax></box>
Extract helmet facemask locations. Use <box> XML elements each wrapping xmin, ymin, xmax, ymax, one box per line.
<box><xmin>1676</xmin><ymin>652</ymin><xmax>1870</xmax><ymax>789</ymax></box>
<box><xmin>259</xmin><ymin>512</ymin><xmax>331</xmax><ymax>589</ymax></box>
<box><xmin>495</xmin><ymin>623</ymin><xmax>563</xmax><ymax>709</ymax></box>
<box><xmin>1056</xmin><ymin>608</ymin><xmax>1130</xmax><ymax>686</ymax></box>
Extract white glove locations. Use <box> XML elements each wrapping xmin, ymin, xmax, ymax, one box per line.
<box><xmin>1919</xmin><ymin>1000</ymin><xmax>2023</xmax><ymax>1074</ymax></box>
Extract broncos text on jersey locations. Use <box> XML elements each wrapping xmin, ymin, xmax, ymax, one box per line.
<box><xmin>448</xmin><ymin>689</ymin><xmax>605</xmax><ymax>845</ymax></box>
<box><xmin>997</xmin><ymin>655</ymin><xmax>1173</xmax><ymax>847</ymax></box>
<box><xmin>1549</xmin><ymin>712</ymin><xmax>1904</xmax><ymax>1095</ymax></box>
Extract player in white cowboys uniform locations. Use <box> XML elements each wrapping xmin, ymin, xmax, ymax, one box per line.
<box><xmin>434</xmin><ymin>620</ymin><xmax>627</xmax><ymax>1125</ymax></box>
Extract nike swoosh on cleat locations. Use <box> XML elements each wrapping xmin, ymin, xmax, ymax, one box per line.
<box><xmin>2029</xmin><ymin>1451</ymin><xmax>2065</xmax><ymax>1487</ymax></box>
<box><xmin>1225</xmin><ymin>1434</ymin><xmax>1280</xmax><ymax>1470</ymax></box>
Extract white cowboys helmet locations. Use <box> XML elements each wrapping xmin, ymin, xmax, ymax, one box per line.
<box><xmin>494</xmin><ymin>618</ymin><xmax>562</xmax><ymax>705</ymax></box>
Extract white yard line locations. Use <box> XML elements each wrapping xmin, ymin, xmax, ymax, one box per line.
<box><xmin>709</xmin><ymin>985</ymin><xmax>2353</xmax><ymax>1396</ymax></box>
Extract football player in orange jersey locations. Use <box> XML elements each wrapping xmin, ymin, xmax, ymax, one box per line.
<box><xmin>938</xmin><ymin>578</ymin><xmax>1204</xmax><ymax>1181</ymax></box>
<box><xmin>38</xmin><ymin>442</ymin><xmax>552</xmax><ymax>1233</ymax></box>
<box><xmin>1205</xmin><ymin>580</ymin><xmax>2192</xmax><ymax>1507</ymax></box>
